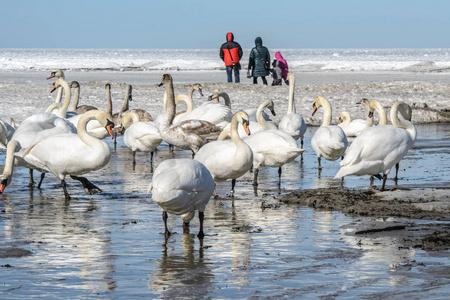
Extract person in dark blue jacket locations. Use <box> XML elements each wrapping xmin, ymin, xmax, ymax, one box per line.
<box><xmin>248</xmin><ymin>37</ymin><xmax>271</xmax><ymax>85</ymax></box>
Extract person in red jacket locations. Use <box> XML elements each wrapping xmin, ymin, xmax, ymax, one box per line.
<box><xmin>220</xmin><ymin>32</ymin><xmax>243</xmax><ymax>83</ymax></box>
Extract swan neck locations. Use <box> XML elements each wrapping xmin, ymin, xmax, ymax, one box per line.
<box><xmin>55</xmin><ymin>87</ymin><xmax>63</xmax><ymax>104</ymax></box>
<box><xmin>219</xmin><ymin>92</ymin><xmax>231</xmax><ymax>108</ymax></box>
<box><xmin>321</xmin><ymin>100</ymin><xmax>332</xmax><ymax>126</ymax></box>
<box><xmin>1</xmin><ymin>140</ymin><xmax>19</xmax><ymax>180</ymax></box>
<box><xmin>105</xmin><ymin>85</ymin><xmax>113</xmax><ymax>115</ymax></box>
<box><xmin>391</xmin><ymin>102</ymin><xmax>417</xmax><ymax>141</ymax></box>
<box><xmin>123</xmin><ymin>111</ymin><xmax>140</xmax><ymax>128</ymax></box>
<box><xmin>121</xmin><ymin>86</ymin><xmax>130</xmax><ymax>113</ymax></box>
<box><xmin>164</xmin><ymin>81</ymin><xmax>176</xmax><ymax>125</ymax></box>
<box><xmin>56</xmin><ymin>79</ymin><xmax>72</xmax><ymax>118</ymax></box>
<box><xmin>371</xmin><ymin>101</ymin><xmax>387</xmax><ymax>125</ymax></box>
<box><xmin>230</xmin><ymin>115</ymin><xmax>243</xmax><ymax>143</ymax></box>
<box><xmin>69</xmin><ymin>86</ymin><xmax>80</xmax><ymax>112</ymax></box>
<box><xmin>77</xmin><ymin>111</ymin><xmax>103</xmax><ymax>145</ymax></box>
<box><xmin>287</xmin><ymin>78</ymin><xmax>296</xmax><ymax>114</ymax></box>
<box><xmin>361</xmin><ymin>101</ymin><xmax>374</xmax><ymax>127</ymax></box>
<box><xmin>340</xmin><ymin>112</ymin><xmax>351</xmax><ymax>126</ymax></box>
<box><xmin>256</xmin><ymin>102</ymin><xmax>272</xmax><ymax>129</ymax></box>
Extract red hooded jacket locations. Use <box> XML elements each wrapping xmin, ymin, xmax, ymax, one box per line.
<box><xmin>220</xmin><ymin>32</ymin><xmax>243</xmax><ymax>67</ymax></box>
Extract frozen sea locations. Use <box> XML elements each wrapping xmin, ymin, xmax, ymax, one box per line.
<box><xmin>0</xmin><ymin>48</ymin><xmax>450</xmax><ymax>299</ymax></box>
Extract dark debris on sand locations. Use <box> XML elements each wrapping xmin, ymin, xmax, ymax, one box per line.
<box><xmin>279</xmin><ymin>188</ymin><xmax>450</xmax><ymax>251</ymax></box>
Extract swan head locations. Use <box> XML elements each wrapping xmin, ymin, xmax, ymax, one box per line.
<box><xmin>70</xmin><ymin>81</ymin><xmax>80</xmax><ymax>89</ymax></box>
<box><xmin>158</xmin><ymin>74</ymin><xmax>173</xmax><ymax>87</ymax></box>
<box><xmin>0</xmin><ymin>178</ymin><xmax>8</xmax><ymax>193</ymax></box>
<box><xmin>392</xmin><ymin>101</ymin><xmax>413</xmax><ymax>122</ymax></box>
<box><xmin>312</xmin><ymin>96</ymin><xmax>327</xmax><ymax>116</ymax></box>
<box><xmin>50</xmin><ymin>78</ymin><xmax>67</xmax><ymax>93</ymax></box>
<box><xmin>193</xmin><ymin>83</ymin><xmax>203</xmax><ymax>97</ymax></box>
<box><xmin>47</xmin><ymin>69</ymin><xmax>65</xmax><ymax>80</ymax></box>
<box><xmin>85</xmin><ymin>110</ymin><xmax>115</xmax><ymax>139</ymax></box>
<box><xmin>235</xmin><ymin>111</ymin><xmax>251</xmax><ymax>136</ymax></box>
<box><xmin>266</xmin><ymin>100</ymin><xmax>276</xmax><ymax>117</ymax></box>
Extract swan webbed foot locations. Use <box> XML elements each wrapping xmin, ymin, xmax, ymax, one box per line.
<box><xmin>70</xmin><ymin>175</ymin><xmax>102</xmax><ymax>195</ymax></box>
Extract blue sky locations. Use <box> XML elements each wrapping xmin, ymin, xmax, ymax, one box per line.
<box><xmin>1</xmin><ymin>0</ymin><xmax>449</xmax><ymax>49</ymax></box>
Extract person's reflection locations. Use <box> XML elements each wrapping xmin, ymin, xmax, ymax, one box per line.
<box><xmin>149</xmin><ymin>233</ymin><xmax>213</xmax><ymax>298</ymax></box>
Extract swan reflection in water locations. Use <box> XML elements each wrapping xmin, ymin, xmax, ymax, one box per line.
<box><xmin>148</xmin><ymin>233</ymin><xmax>213</xmax><ymax>298</ymax></box>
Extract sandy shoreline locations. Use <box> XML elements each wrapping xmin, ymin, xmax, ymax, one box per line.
<box><xmin>1</xmin><ymin>70</ymin><xmax>450</xmax><ymax>125</ymax></box>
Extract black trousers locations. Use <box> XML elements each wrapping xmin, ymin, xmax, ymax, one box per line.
<box><xmin>253</xmin><ymin>76</ymin><xmax>268</xmax><ymax>85</ymax></box>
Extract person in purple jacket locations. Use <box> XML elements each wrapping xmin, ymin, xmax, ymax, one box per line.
<box><xmin>271</xmin><ymin>51</ymin><xmax>290</xmax><ymax>86</ymax></box>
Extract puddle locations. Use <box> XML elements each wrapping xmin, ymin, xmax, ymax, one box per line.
<box><xmin>0</xmin><ymin>124</ymin><xmax>449</xmax><ymax>298</ymax></box>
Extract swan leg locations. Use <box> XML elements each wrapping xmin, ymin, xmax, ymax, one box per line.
<box><xmin>132</xmin><ymin>151</ymin><xmax>136</xmax><ymax>170</ymax></box>
<box><xmin>318</xmin><ymin>157</ymin><xmax>322</xmax><ymax>169</ymax></box>
<box><xmin>183</xmin><ymin>221</ymin><xmax>190</xmax><ymax>234</ymax></box>
<box><xmin>230</xmin><ymin>179</ymin><xmax>236</xmax><ymax>198</ymax></box>
<box><xmin>381</xmin><ymin>174</ymin><xmax>388</xmax><ymax>191</ymax></box>
<box><xmin>113</xmin><ymin>132</ymin><xmax>117</xmax><ymax>149</ymax></box>
<box><xmin>61</xmin><ymin>179</ymin><xmax>71</xmax><ymax>200</ymax></box>
<box><xmin>28</xmin><ymin>169</ymin><xmax>35</xmax><ymax>187</ymax></box>
<box><xmin>163</xmin><ymin>211</ymin><xmax>171</xmax><ymax>237</ymax></box>
<box><xmin>197</xmin><ymin>211</ymin><xmax>205</xmax><ymax>239</ymax></box>
<box><xmin>252</xmin><ymin>168</ymin><xmax>259</xmax><ymax>187</ymax></box>
<box><xmin>277</xmin><ymin>167</ymin><xmax>282</xmax><ymax>187</ymax></box>
<box><xmin>37</xmin><ymin>173</ymin><xmax>46</xmax><ymax>189</ymax></box>
<box><xmin>70</xmin><ymin>175</ymin><xmax>102</xmax><ymax>195</ymax></box>
<box><xmin>394</xmin><ymin>163</ymin><xmax>400</xmax><ymax>180</ymax></box>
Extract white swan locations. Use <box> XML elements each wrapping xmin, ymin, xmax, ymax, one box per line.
<box><xmin>244</xmin><ymin>127</ymin><xmax>306</xmax><ymax>187</ymax></box>
<box><xmin>1</xmin><ymin>106</ymin><xmax>77</xmax><ymax>189</ymax></box>
<box><xmin>158</xmin><ymin>74</ymin><xmax>221</xmax><ymax>155</ymax></box>
<box><xmin>335</xmin><ymin>101</ymin><xmax>416</xmax><ymax>191</ymax></box>
<box><xmin>18</xmin><ymin>110</ymin><xmax>114</xmax><ymax>199</ymax></box>
<box><xmin>222</xmin><ymin>99</ymin><xmax>277</xmax><ymax>139</ymax></box>
<box><xmin>208</xmin><ymin>90</ymin><xmax>272</xmax><ymax>123</ymax></box>
<box><xmin>311</xmin><ymin>97</ymin><xmax>348</xmax><ymax>169</ymax></box>
<box><xmin>337</xmin><ymin>111</ymin><xmax>367</xmax><ymax>137</ymax></box>
<box><xmin>278</xmin><ymin>72</ymin><xmax>307</xmax><ymax>147</ymax></box>
<box><xmin>121</xmin><ymin>111</ymin><xmax>162</xmax><ymax>167</ymax></box>
<box><xmin>194</xmin><ymin>111</ymin><xmax>253</xmax><ymax>197</ymax></box>
<box><xmin>64</xmin><ymin>81</ymin><xmax>112</xmax><ymax>140</ymax></box>
<box><xmin>174</xmin><ymin>96</ymin><xmax>233</xmax><ymax>130</ymax></box>
<box><xmin>361</xmin><ymin>98</ymin><xmax>412</xmax><ymax>180</ymax></box>
<box><xmin>148</xmin><ymin>158</ymin><xmax>215</xmax><ymax>238</ymax></box>
<box><xmin>68</xmin><ymin>81</ymin><xmax>98</xmax><ymax>114</ymax></box>
<box><xmin>45</xmin><ymin>78</ymin><xmax>73</xmax><ymax>119</ymax></box>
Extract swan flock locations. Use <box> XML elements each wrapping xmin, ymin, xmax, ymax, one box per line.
<box><xmin>0</xmin><ymin>70</ymin><xmax>419</xmax><ymax>238</ymax></box>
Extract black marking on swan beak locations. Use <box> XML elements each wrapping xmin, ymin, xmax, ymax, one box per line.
<box><xmin>105</xmin><ymin>119</ymin><xmax>115</xmax><ymax>139</ymax></box>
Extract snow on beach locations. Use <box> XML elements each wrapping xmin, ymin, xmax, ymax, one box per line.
<box><xmin>0</xmin><ymin>48</ymin><xmax>449</xmax><ymax>125</ymax></box>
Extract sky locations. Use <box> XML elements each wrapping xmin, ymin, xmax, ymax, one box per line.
<box><xmin>1</xmin><ymin>0</ymin><xmax>449</xmax><ymax>49</ymax></box>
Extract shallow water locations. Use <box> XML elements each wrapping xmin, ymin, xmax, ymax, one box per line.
<box><xmin>1</xmin><ymin>123</ymin><xmax>449</xmax><ymax>299</ymax></box>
